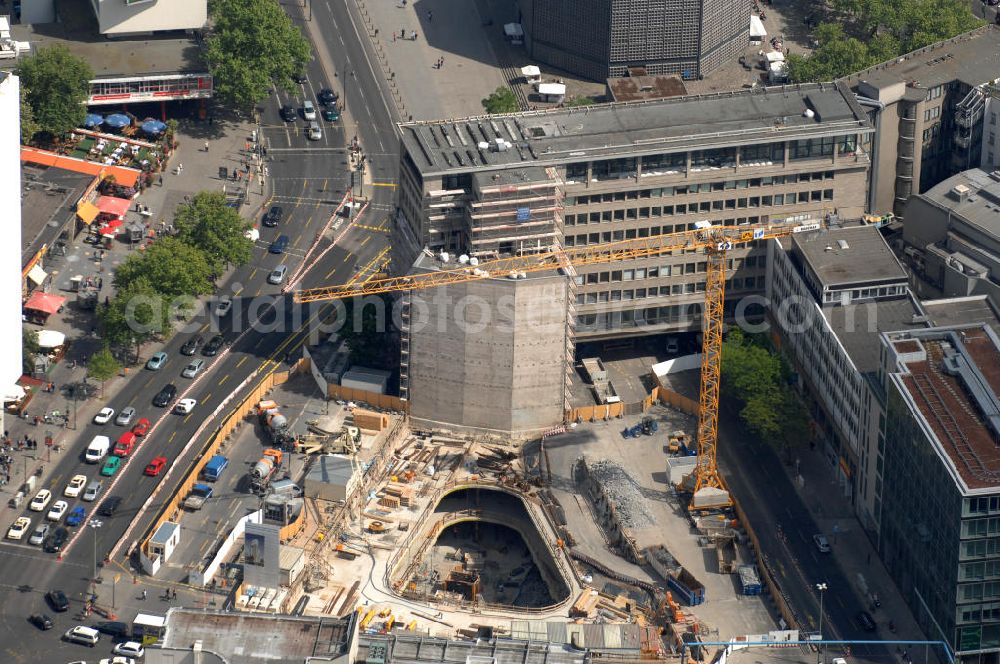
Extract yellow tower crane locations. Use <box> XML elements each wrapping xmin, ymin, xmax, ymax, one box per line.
<box><xmin>295</xmin><ymin>220</ymin><xmax>817</xmax><ymax>506</ymax></box>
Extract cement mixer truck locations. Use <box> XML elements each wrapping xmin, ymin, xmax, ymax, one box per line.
<box><xmin>257</xmin><ymin>400</ymin><xmax>293</xmax><ymax>447</ymax></box>
<box><xmin>250</xmin><ymin>448</ymin><xmax>284</xmax><ymax>493</ymax></box>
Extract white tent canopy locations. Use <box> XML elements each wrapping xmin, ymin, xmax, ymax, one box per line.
<box><xmin>537</xmin><ymin>82</ymin><xmax>566</xmax><ymax>96</ymax></box>
<box><xmin>750</xmin><ymin>15</ymin><xmax>767</xmax><ymax>38</ymax></box>
<box><xmin>521</xmin><ymin>65</ymin><xmax>540</xmax><ymax>78</ymax></box>
<box><xmin>27</xmin><ymin>264</ymin><xmax>47</xmax><ymax>286</ymax></box>
<box><xmin>1</xmin><ymin>384</ymin><xmax>25</xmax><ymax>403</ymax></box>
<box><xmin>37</xmin><ymin>329</ymin><xmax>66</xmax><ymax>348</ymax></box>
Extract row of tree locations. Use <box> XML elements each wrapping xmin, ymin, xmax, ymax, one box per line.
<box><xmin>98</xmin><ymin>192</ymin><xmax>253</xmax><ymax>361</ymax></box>
<box><xmin>787</xmin><ymin>0</ymin><xmax>982</xmax><ymax>82</ymax></box>
<box><xmin>720</xmin><ymin>329</ymin><xmax>811</xmax><ymax>460</ymax></box>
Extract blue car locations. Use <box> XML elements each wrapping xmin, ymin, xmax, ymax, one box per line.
<box><xmin>65</xmin><ymin>506</ymin><xmax>86</xmax><ymax>527</ymax></box>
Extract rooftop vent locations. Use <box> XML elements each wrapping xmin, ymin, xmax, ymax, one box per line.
<box><xmin>836</xmin><ymin>239</ymin><xmax>850</xmax><ymax>250</ymax></box>
<box><xmin>990</xmin><ymin>170</ymin><xmax>1000</xmax><ymax>182</ymax></box>
<box><xmin>950</xmin><ymin>183</ymin><xmax>972</xmax><ymax>201</ymax></box>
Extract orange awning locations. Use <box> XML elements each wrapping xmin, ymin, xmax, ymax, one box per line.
<box><xmin>20</xmin><ymin>146</ymin><xmax>141</xmax><ymax>188</ymax></box>
<box><xmin>77</xmin><ymin>201</ymin><xmax>100</xmax><ymax>224</ymax></box>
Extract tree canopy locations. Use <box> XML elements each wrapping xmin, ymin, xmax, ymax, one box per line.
<box><xmin>788</xmin><ymin>0</ymin><xmax>982</xmax><ymax>82</ymax></box>
<box><xmin>19</xmin><ymin>85</ymin><xmax>40</xmax><ymax>144</ymax></box>
<box><xmin>204</xmin><ymin>0</ymin><xmax>312</xmax><ymax>110</ymax></box>
<box><xmin>481</xmin><ymin>87</ymin><xmax>519</xmax><ymax>114</ymax></box>
<box><xmin>113</xmin><ymin>237</ymin><xmax>215</xmax><ymax>300</ymax></box>
<box><xmin>87</xmin><ymin>345</ymin><xmax>121</xmax><ymax>396</ymax></box>
<box><xmin>173</xmin><ymin>191</ymin><xmax>253</xmax><ymax>273</ymax></box>
<box><xmin>16</xmin><ymin>45</ymin><xmax>93</xmax><ymax>138</ymax></box>
<box><xmin>99</xmin><ymin>279</ymin><xmax>173</xmax><ymax>362</ymax></box>
<box><xmin>22</xmin><ymin>327</ymin><xmax>39</xmax><ymax>374</ymax></box>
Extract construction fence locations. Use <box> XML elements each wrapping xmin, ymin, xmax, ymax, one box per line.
<box><xmin>327</xmin><ymin>384</ymin><xmax>408</xmax><ymax>412</ymax></box>
<box><xmin>565</xmin><ymin>385</ymin><xmax>698</xmax><ymax>423</ymax></box>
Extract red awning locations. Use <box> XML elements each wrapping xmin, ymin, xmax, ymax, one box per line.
<box><xmin>95</xmin><ymin>195</ymin><xmax>132</xmax><ymax>218</ymax></box>
<box><xmin>23</xmin><ymin>292</ymin><xmax>66</xmax><ymax>316</ymax></box>
<box><xmin>98</xmin><ymin>219</ymin><xmax>124</xmax><ymax>237</ymax></box>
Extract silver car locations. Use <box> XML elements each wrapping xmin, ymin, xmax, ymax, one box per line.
<box><xmin>29</xmin><ymin>523</ymin><xmax>50</xmax><ymax>546</ymax></box>
<box><xmin>267</xmin><ymin>265</ymin><xmax>288</xmax><ymax>285</ymax></box>
<box><xmin>182</xmin><ymin>359</ymin><xmax>206</xmax><ymax>379</ymax></box>
<box><xmin>307</xmin><ymin>121</ymin><xmax>322</xmax><ymax>141</ymax></box>
<box><xmin>115</xmin><ymin>407</ymin><xmax>136</xmax><ymax>426</ymax></box>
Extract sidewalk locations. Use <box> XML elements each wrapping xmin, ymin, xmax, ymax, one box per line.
<box><xmin>785</xmin><ymin>445</ymin><xmax>931</xmax><ymax>654</ymax></box>
<box><xmin>1</xmin><ymin>111</ymin><xmax>269</xmax><ymax>516</ymax></box>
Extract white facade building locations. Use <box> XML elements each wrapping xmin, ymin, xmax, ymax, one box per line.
<box><xmin>89</xmin><ymin>0</ymin><xmax>206</xmax><ymax>37</ymax></box>
<box><xmin>0</xmin><ymin>73</ymin><xmax>23</xmax><ymax>401</ymax></box>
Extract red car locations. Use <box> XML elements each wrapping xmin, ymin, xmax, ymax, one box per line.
<box><xmin>144</xmin><ymin>456</ymin><xmax>167</xmax><ymax>476</ymax></box>
<box><xmin>113</xmin><ymin>431</ymin><xmax>136</xmax><ymax>457</ymax></box>
<box><xmin>132</xmin><ymin>418</ymin><xmax>151</xmax><ymax>437</ymax></box>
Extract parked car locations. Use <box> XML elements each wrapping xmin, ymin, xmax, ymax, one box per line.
<box><xmin>279</xmin><ymin>104</ymin><xmax>296</xmax><ymax>122</ymax></box>
<box><xmin>813</xmin><ymin>533</ymin><xmax>831</xmax><ymax>553</ymax></box>
<box><xmin>47</xmin><ymin>500</ymin><xmax>68</xmax><ymax>521</ymax></box>
<box><xmin>269</xmin><ymin>234</ymin><xmax>289</xmax><ymax>254</ymax></box>
<box><xmin>98</xmin><ymin>496</ymin><xmax>122</xmax><ymax>517</ymax></box>
<box><xmin>268</xmin><ymin>265</ymin><xmax>288</xmax><ymax>285</ymax></box>
<box><xmin>29</xmin><ymin>489</ymin><xmax>52</xmax><ymax>512</ymax></box>
<box><xmin>82</xmin><ymin>480</ymin><xmax>103</xmax><ymax>502</ymax></box>
<box><xmin>64</xmin><ymin>474</ymin><xmax>87</xmax><ymax>497</ymax></box>
<box><xmin>113</xmin><ymin>642</ymin><xmax>145</xmax><ymax>658</ymax></box>
<box><xmin>100</xmin><ymin>456</ymin><xmax>122</xmax><ymax>477</ymax></box>
<box><xmin>318</xmin><ymin>87</ymin><xmax>338</xmax><ymax>105</ymax></box>
<box><xmin>113</xmin><ymin>432</ymin><xmax>136</xmax><ymax>457</ymax></box>
<box><xmin>153</xmin><ymin>384</ymin><xmax>177</xmax><ymax>407</ymax></box>
<box><xmin>322</xmin><ymin>106</ymin><xmax>340</xmax><ymax>122</ymax></box>
<box><xmin>144</xmin><ymin>456</ymin><xmax>167</xmax><ymax>477</ymax></box>
<box><xmin>63</xmin><ymin>624</ymin><xmax>99</xmax><ymax>647</ymax></box>
<box><xmin>7</xmin><ymin>516</ymin><xmax>30</xmax><ymax>540</ymax></box>
<box><xmin>182</xmin><ymin>359</ymin><xmax>206</xmax><ymax>379</ymax></box>
<box><xmin>857</xmin><ymin>610</ymin><xmax>877</xmax><ymax>632</ymax></box>
<box><xmin>180</xmin><ymin>335</ymin><xmax>203</xmax><ymax>356</ymax></box>
<box><xmin>203</xmin><ymin>335</ymin><xmax>225</xmax><ymax>356</ymax></box>
<box><xmin>93</xmin><ymin>407</ymin><xmax>115</xmax><ymax>425</ymax></box>
<box><xmin>132</xmin><ymin>418</ymin><xmax>151</xmax><ymax>437</ymax></box>
<box><xmin>175</xmin><ymin>398</ymin><xmax>197</xmax><ymax>414</ymax></box>
<box><xmin>263</xmin><ymin>205</ymin><xmax>284</xmax><ymax>227</ymax></box>
<box><xmin>43</xmin><ymin>527</ymin><xmax>68</xmax><ymax>553</ymax></box>
<box><xmin>46</xmin><ymin>590</ymin><xmax>70</xmax><ymax>612</ymax></box>
<box><xmin>146</xmin><ymin>352</ymin><xmax>168</xmax><ymax>370</ymax></box>
<box><xmin>215</xmin><ymin>297</ymin><xmax>233</xmax><ymax>317</ymax></box>
<box><xmin>29</xmin><ymin>523</ymin><xmax>50</xmax><ymax>545</ymax></box>
<box><xmin>307</xmin><ymin>121</ymin><xmax>322</xmax><ymax>141</ymax></box>
<box><xmin>65</xmin><ymin>506</ymin><xmax>86</xmax><ymax>527</ymax></box>
<box><xmin>92</xmin><ymin>620</ymin><xmax>130</xmax><ymax>639</ymax></box>
<box><xmin>115</xmin><ymin>407</ymin><xmax>136</xmax><ymax>426</ymax></box>
<box><xmin>302</xmin><ymin>99</ymin><xmax>317</xmax><ymax>120</ymax></box>
<box><xmin>292</xmin><ymin>72</ymin><xmax>307</xmax><ymax>83</ymax></box>
<box><xmin>29</xmin><ymin>613</ymin><xmax>53</xmax><ymax>630</ymax></box>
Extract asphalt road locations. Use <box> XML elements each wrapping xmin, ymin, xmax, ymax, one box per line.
<box><xmin>718</xmin><ymin>413</ymin><xmax>891</xmax><ymax>664</ymax></box>
<box><xmin>0</xmin><ymin>7</ymin><xmax>402</xmax><ymax>655</ymax></box>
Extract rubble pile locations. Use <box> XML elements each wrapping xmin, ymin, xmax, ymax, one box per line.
<box><xmin>588</xmin><ymin>459</ymin><xmax>653</xmax><ymax>528</ymax></box>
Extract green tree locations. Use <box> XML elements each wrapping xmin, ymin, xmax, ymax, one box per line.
<box><xmin>99</xmin><ymin>279</ymin><xmax>173</xmax><ymax>363</ymax></box>
<box><xmin>338</xmin><ymin>294</ymin><xmax>396</xmax><ymax>368</ymax></box>
<box><xmin>16</xmin><ymin>45</ymin><xmax>93</xmax><ymax>138</ymax></box>
<box><xmin>86</xmin><ymin>345</ymin><xmax>121</xmax><ymax>396</ymax></box>
<box><xmin>19</xmin><ymin>85</ymin><xmax>40</xmax><ymax>144</ymax></box>
<box><xmin>564</xmin><ymin>96</ymin><xmax>598</xmax><ymax>107</ymax></box>
<box><xmin>113</xmin><ymin>237</ymin><xmax>215</xmax><ymax>299</ymax></box>
<box><xmin>481</xmin><ymin>87</ymin><xmax>519</xmax><ymax>114</ymax></box>
<box><xmin>204</xmin><ymin>0</ymin><xmax>312</xmax><ymax>110</ymax></box>
<box><xmin>173</xmin><ymin>191</ymin><xmax>253</xmax><ymax>273</ymax></box>
<box><xmin>22</xmin><ymin>327</ymin><xmax>40</xmax><ymax>374</ymax></box>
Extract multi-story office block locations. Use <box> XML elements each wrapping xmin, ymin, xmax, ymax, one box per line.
<box><xmin>879</xmin><ymin>324</ymin><xmax>1000</xmax><ymax>660</ymax></box>
<box><xmin>516</xmin><ymin>0</ymin><xmax>749</xmax><ymax>82</ymax></box>
<box><xmin>841</xmin><ymin>25</ymin><xmax>1000</xmax><ymax>218</ymax></box>
<box><xmin>392</xmin><ymin>83</ymin><xmax>873</xmax><ymax>434</ymax></box>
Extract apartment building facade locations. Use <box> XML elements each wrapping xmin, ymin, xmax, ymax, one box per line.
<box><xmin>840</xmin><ymin>25</ymin><xmax>1000</xmax><ymax>218</ymax></box>
<box><xmin>515</xmin><ymin>0</ymin><xmax>749</xmax><ymax>82</ymax></box>
<box><xmin>0</xmin><ymin>72</ymin><xmax>22</xmax><ymax>409</ymax></box>
<box><xmin>878</xmin><ymin>325</ymin><xmax>1000</xmax><ymax>661</ymax></box>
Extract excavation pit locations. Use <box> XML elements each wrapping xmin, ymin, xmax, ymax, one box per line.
<box><xmin>393</xmin><ymin>487</ymin><xmax>571</xmax><ymax>609</ymax></box>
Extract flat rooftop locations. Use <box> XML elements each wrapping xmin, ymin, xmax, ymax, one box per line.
<box><xmin>162</xmin><ymin>610</ymin><xmax>352</xmax><ymax>663</ymax></box>
<box><xmin>842</xmin><ymin>25</ymin><xmax>1000</xmax><ymax>92</ymax></box>
<box><xmin>606</xmin><ymin>74</ymin><xmax>687</xmax><ymax>102</ymax></box>
<box><xmin>10</xmin><ymin>0</ymin><xmax>204</xmax><ymax>78</ymax></box>
<box><xmin>918</xmin><ymin>168</ymin><xmax>1000</xmax><ymax>240</ymax></box>
<box><xmin>400</xmin><ymin>82</ymin><xmax>871</xmax><ymax>176</ymax></box>
<box><xmin>21</xmin><ymin>164</ymin><xmax>94</xmax><ymax>266</ymax></box>
<box><xmin>824</xmin><ymin>295</ymin><xmax>926</xmax><ymax>374</ymax></box>
<box><xmin>359</xmin><ymin>633</ymin><xmax>587</xmax><ymax>664</ymax></box>
<box><xmin>922</xmin><ymin>295</ymin><xmax>1000</xmax><ymax>333</ymax></box>
<box><xmin>412</xmin><ymin>251</ymin><xmax>560</xmax><ymax>280</ymax></box>
<box><xmin>793</xmin><ymin>224</ymin><xmax>908</xmax><ymax>289</ymax></box>
<box><xmin>888</xmin><ymin>325</ymin><xmax>1000</xmax><ymax>491</ymax></box>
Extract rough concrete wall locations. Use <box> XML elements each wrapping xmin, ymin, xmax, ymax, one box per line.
<box><xmin>408</xmin><ymin>275</ymin><xmax>568</xmax><ymax>434</ymax></box>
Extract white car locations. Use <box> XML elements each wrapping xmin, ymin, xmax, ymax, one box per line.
<box><xmin>29</xmin><ymin>489</ymin><xmax>52</xmax><ymax>512</ymax></box>
<box><xmin>99</xmin><ymin>657</ymin><xmax>136</xmax><ymax>664</ymax></box>
<box><xmin>94</xmin><ymin>407</ymin><xmax>115</xmax><ymax>424</ymax></box>
<box><xmin>112</xmin><ymin>642</ymin><xmax>145</xmax><ymax>658</ymax></box>
<box><xmin>215</xmin><ymin>298</ymin><xmax>232</xmax><ymax>316</ymax></box>
<box><xmin>65</xmin><ymin>474</ymin><xmax>87</xmax><ymax>497</ymax></box>
<box><xmin>7</xmin><ymin>516</ymin><xmax>31</xmax><ymax>540</ymax></box>
<box><xmin>47</xmin><ymin>500</ymin><xmax>69</xmax><ymax>521</ymax></box>
<box><xmin>174</xmin><ymin>398</ymin><xmax>197</xmax><ymax>414</ymax></box>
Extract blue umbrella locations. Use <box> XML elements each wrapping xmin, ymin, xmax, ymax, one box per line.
<box><xmin>84</xmin><ymin>113</ymin><xmax>104</xmax><ymax>128</ymax></box>
<box><xmin>104</xmin><ymin>113</ymin><xmax>131</xmax><ymax>129</ymax></box>
<box><xmin>140</xmin><ymin>119</ymin><xmax>167</xmax><ymax>135</ymax></box>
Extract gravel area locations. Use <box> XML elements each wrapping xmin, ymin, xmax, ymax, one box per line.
<box><xmin>587</xmin><ymin>458</ymin><xmax>654</xmax><ymax>529</ymax></box>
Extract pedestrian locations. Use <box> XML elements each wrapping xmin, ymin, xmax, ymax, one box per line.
<box><xmin>142</xmin><ymin>589</ymin><xmax>147</xmax><ymax>600</ymax></box>
<box><xmin>411</xmin><ymin>30</ymin><xmax>417</xmax><ymax>40</ymax></box>
<box><xmin>374</xmin><ymin>28</ymin><xmax>379</xmax><ymax>37</ymax></box>
<box><xmin>401</xmin><ymin>28</ymin><xmax>405</xmax><ymax>38</ymax></box>
<box><xmin>177</xmin><ymin>163</ymin><xmax>183</xmax><ymax>173</ymax></box>
<box><xmin>427</xmin><ymin>9</ymin><xmax>432</xmax><ymax>20</ymax></box>
<box><xmin>392</xmin><ymin>32</ymin><xmax>396</xmax><ymax>42</ymax></box>
<box><xmin>204</xmin><ymin>141</ymin><xmax>210</xmax><ymax>152</ymax></box>
<box><xmin>440</xmin><ymin>56</ymin><xmax>444</xmax><ymax>67</ymax></box>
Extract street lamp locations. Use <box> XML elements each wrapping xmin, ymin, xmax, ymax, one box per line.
<box><xmin>89</xmin><ymin>519</ymin><xmax>103</xmax><ymax>584</ymax></box>
<box><xmin>816</xmin><ymin>582</ymin><xmax>828</xmax><ymax>664</ymax></box>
